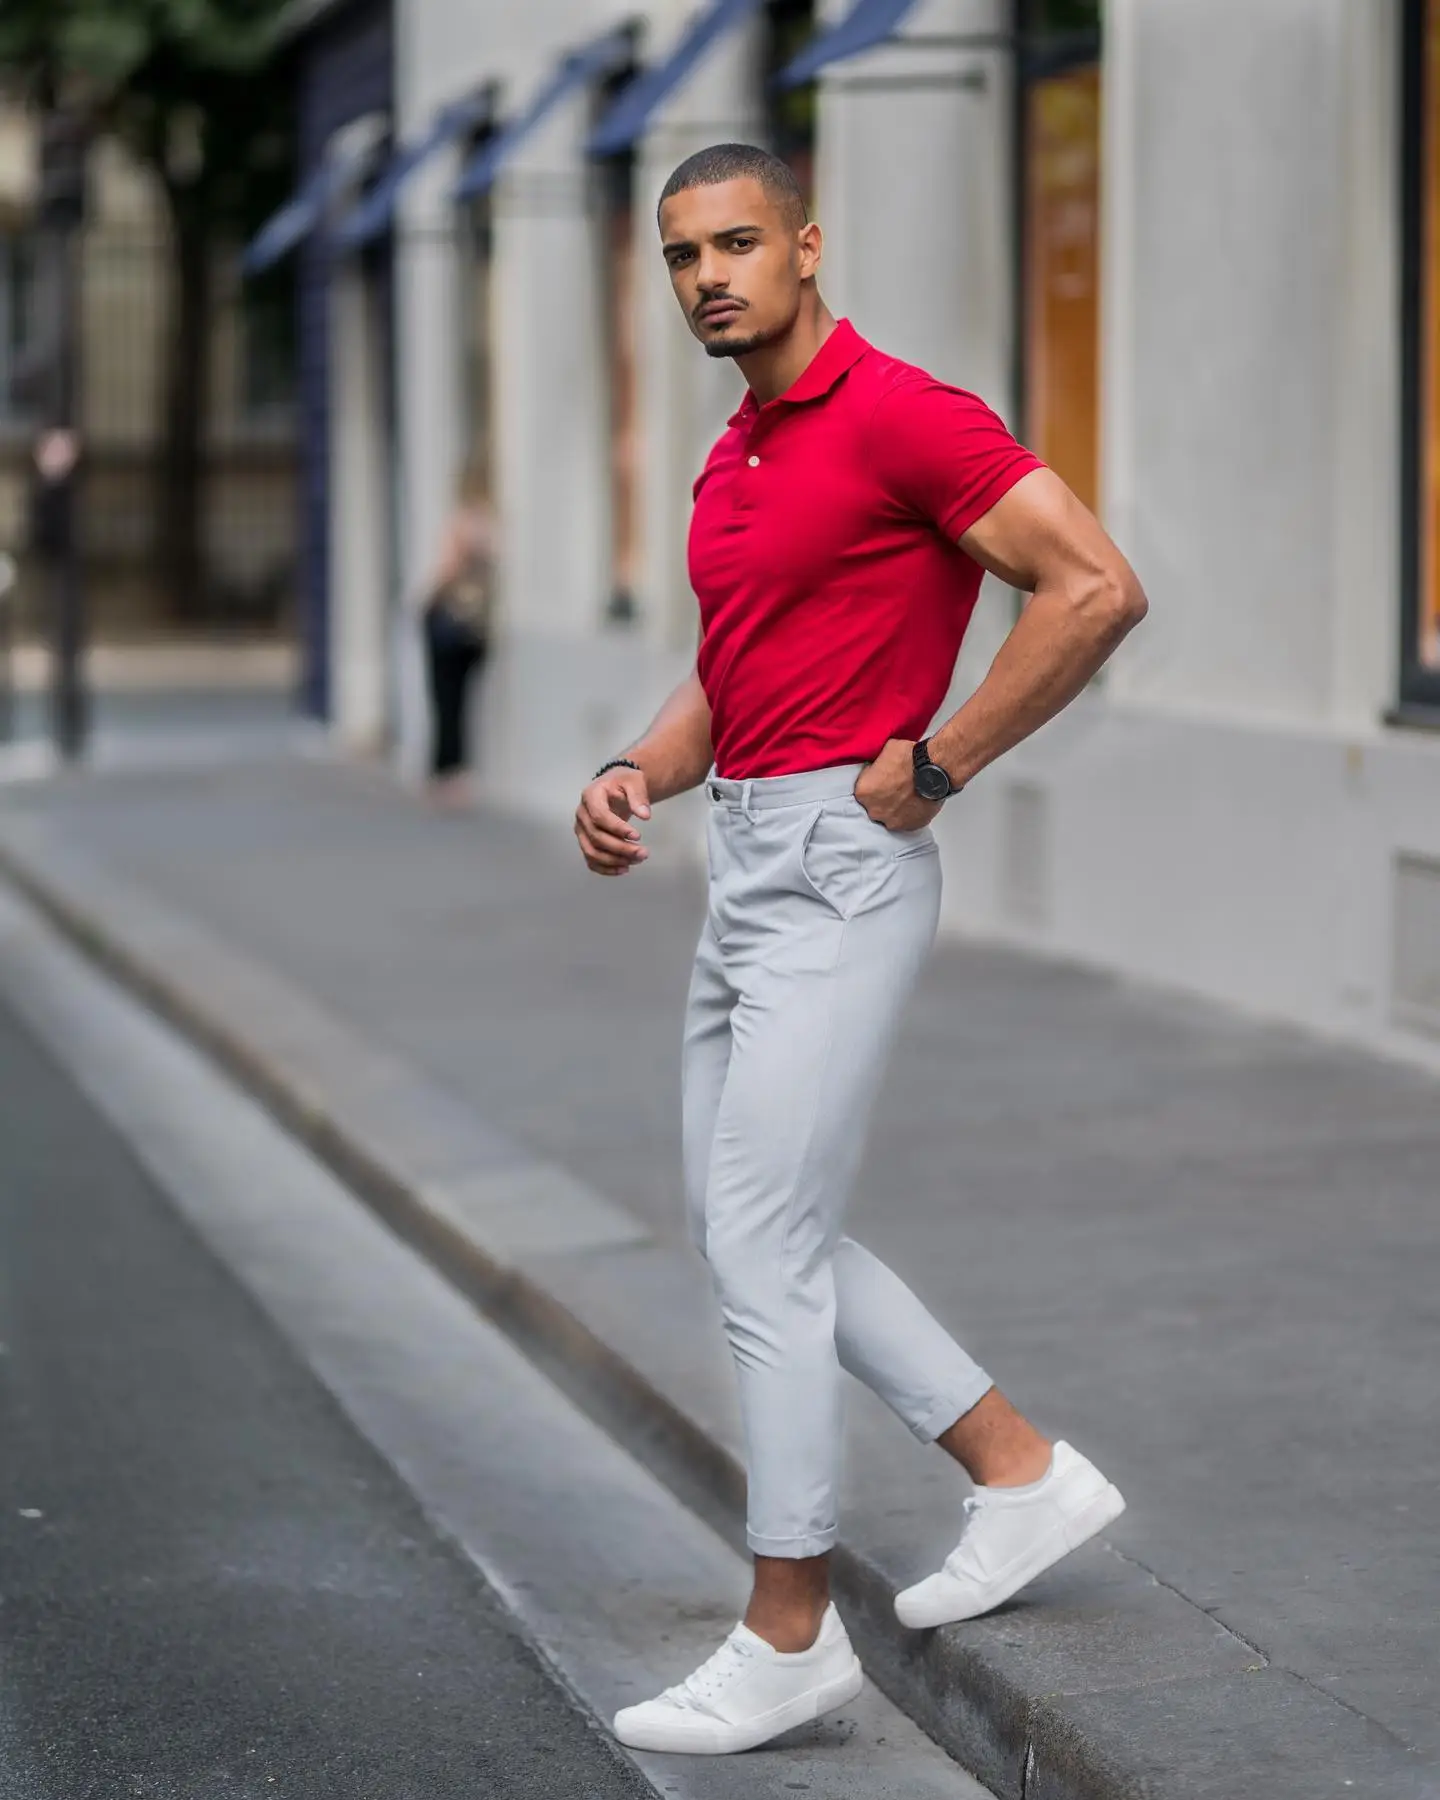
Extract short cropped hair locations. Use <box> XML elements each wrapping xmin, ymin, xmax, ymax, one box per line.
<box><xmin>658</xmin><ymin>142</ymin><xmax>807</xmax><ymax>231</ymax></box>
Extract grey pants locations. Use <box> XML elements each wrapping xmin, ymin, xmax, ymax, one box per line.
<box><xmin>683</xmin><ymin>764</ymin><xmax>993</xmax><ymax>1558</ymax></box>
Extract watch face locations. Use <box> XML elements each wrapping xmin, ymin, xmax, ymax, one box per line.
<box><xmin>914</xmin><ymin>762</ymin><xmax>951</xmax><ymax>802</ymax></box>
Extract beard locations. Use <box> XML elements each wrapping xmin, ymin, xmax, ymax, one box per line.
<box><xmin>701</xmin><ymin>313</ymin><xmax>792</xmax><ymax>360</ymax></box>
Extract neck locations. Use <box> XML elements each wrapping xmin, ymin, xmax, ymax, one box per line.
<box><xmin>736</xmin><ymin>295</ymin><xmax>837</xmax><ymax>406</ymax></box>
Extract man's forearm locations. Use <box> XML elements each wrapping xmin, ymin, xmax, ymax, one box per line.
<box><xmin>625</xmin><ymin>672</ymin><xmax>714</xmax><ymax>803</ymax></box>
<box><xmin>928</xmin><ymin>572</ymin><xmax>1146</xmax><ymax>788</ymax></box>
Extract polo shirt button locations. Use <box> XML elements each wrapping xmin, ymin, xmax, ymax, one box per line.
<box><xmin>747</xmin><ymin>454</ymin><xmax>760</xmax><ymax>467</ymax></box>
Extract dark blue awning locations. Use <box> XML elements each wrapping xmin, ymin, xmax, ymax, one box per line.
<box><xmin>242</xmin><ymin>135</ymin><xmax>382</xmax><ymax>275</ymax></box>
<box><xmin>242</xmin><ymin>161</ymin><xmax>345</xmax><ymax>275</ymax></box>
<box><xmin>455</xmin><ymin>27</ymin><xmax>634</xmax><ymax>199</ymax></box>
<box><xmin>336</xmin><ymin>90</ymin><xmax>494</xmax><ymax>250</ymax></box>
<box><xmin>588</xmin><ymin>0</ymin><xmax>762</xmax><ymax>159</ymax></box>
<box><xmin>775</xmin><ymin>0</ymin><xmax>920</xmax><ymax>89</ymax></box>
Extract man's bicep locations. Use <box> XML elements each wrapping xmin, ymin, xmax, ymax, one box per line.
<box><xmin>958</xmin><ymin>467</ymin><xmax>1110</xmax><ymax>593</ymax></box>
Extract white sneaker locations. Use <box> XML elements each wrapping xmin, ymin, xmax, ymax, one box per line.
<box><xmin>895</xmin><ymin>1441</ymin><xmax>1125</xmax><ymax>1630</ymax></box>
<box><xmin>612</xmin><ymin>1602</ymin><xmax>864</xmax><ymax>1756</ymax></box>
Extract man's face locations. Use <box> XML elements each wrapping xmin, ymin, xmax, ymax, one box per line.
<box><xmin>658</xmin><ymin>176</ymin><xmax>819</xmax><ymax>359</ymax></box>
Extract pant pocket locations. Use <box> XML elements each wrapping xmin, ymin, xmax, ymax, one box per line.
<box><xmin>797</xmin><ymin>804</ymin><xmax>869</xmax><ymax>921</ymax></box>
<box><xmin>841</xmin><ymin>794</ymin><xmax>936</xmax><ymax>862</ymax></box>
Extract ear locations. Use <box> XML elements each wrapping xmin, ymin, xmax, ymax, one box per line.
<box><xmin>798</xmin><ymin>220</ymin><xmax>823</xmax><ymax>281</ymax></box>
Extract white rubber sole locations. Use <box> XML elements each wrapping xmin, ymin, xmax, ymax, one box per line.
<box><xmin>613</xmin><ymin>1655</ymin><xmax>865</xmax><ymax>1756</ymax></box>
<box><xmin>895</xmin><ymin>1482</ymin><xmax>1127</xmax><ymax>1630</ymax></box>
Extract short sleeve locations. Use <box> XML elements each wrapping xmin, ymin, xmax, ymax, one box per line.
<box><xmin>867</xmin><ymin>376</ymin><xmax>1044</xmax><ymax>541</ymax></box>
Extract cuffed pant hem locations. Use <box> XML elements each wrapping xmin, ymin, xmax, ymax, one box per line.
<box><xmin>911</xmin><ymin>1373</ymin><xmax>996</xmax><ymax>1445</ymax></box>
<box><xmin>746</xmin><ymin>1527</ymin><xmax>838</xmax><ymax>1558</ymax></box>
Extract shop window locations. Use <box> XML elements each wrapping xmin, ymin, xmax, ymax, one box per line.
<box><xmin>1020</xmin><ymin>0</ymin><xmax>1101</xmax><ymax>512</ymax></box>
<box><xmin>239</xmin><ymin>267</ymin><xmax>298</xmax><ymax>424</ymax></box>
<box><xmin>595</xmin><ymin>39</ymin><xmax>643</xmax><ymax>625</ymax></box>
<box><xmin>1403</xmin><ymin>0</ymin><xmax>1440</xmax><ymax>708</ymax></box>
<box><xmin>458</xmin><ymin>122</ymin><xmax>497</xmax><ymax>490</ymax></box>
<box><xmin>765</xmin><ymin>0</ymin><xmax>817</xmax><ymax>211</ymax></box>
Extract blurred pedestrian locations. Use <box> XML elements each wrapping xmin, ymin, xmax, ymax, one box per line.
<box><xmin>28</xmin><ymin>428</ymin><xmax>82</xmax><ymax>560</ymax></box>
<box><xmin>574</xmin><ymin>143</ymin><xmax>1148</xmax><ymax>1758</ymax></box>
<box><xmin>420</xmin><ymin>457</ymin><xmax>494</xmax><ymax>808</ymax></box>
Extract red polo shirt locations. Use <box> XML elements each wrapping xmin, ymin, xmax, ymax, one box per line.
<box><xmin>689</xmin><ymin>319</ymin><xmax>1043</xmax><ymax>779</ymax></box>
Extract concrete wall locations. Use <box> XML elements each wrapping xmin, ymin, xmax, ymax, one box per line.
<box><xmin>817</xmin><ymin>0</ymin><xmax>1012</xmax><ymax>405</ymax></box>
<box><xmin>926</xmin><ymin>0</ymin><xmax>1440</xmax><ymax>1075</ymax></box>
<box><xmin>385</xmin><ymin>0</ymin><xmax>1440</xmax><ymax>1073</ymax></box>
<box><xmin>1102</xmin><ymin>0</ymin><xmax>1373</xmax><ymax>728</ymax></box>
<box><xmin>329</xmin><ymin>254</ymin><xmax>392</xmax><ymax>749</ymax></box>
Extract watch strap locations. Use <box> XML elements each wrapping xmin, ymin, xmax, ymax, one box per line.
<box><xmin>913</xmin><ymin>739</ymin><xmax>961</xmax><ymax>796</ymax></box>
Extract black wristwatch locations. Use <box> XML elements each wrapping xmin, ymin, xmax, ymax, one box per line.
<box><xmin>913</xmin><ymin>739</ymin><xmax>963</xmax><ymax>802</ymax></box>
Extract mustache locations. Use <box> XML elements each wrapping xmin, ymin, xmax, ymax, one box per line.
<box><xmin>693</xmin><ymin>295</ymin><xmax>748</xmax><ymax>321</ymax></box>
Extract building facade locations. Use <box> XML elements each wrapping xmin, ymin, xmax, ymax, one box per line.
<box><xmin>303</xmin><ymin>0</ymin><xmax>1440</xmax><ymax>1070</ymax></box>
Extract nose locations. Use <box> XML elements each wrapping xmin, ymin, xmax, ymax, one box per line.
<box><xmin>695</xmin><ymin>247</ymin><xmax>728</xmax><ymax>294</ymax></box>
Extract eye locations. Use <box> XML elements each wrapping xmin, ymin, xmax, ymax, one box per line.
<box><xmin>730</xmin><ymin>237</ymin><xmax>755</xmax><ymax>251</ymax></box>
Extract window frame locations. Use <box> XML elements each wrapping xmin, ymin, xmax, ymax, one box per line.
<box><xmin>1012</xmin><ymin>0</ymin><xmax>1102</xmax><ymax>507</ymax></box>
<box><xmin>591</xmin><ymin>32</ymin><xmax>644</xmax><ymax>626</ymax></box>
<box><xmin>1400</xmin><ymin>0</ymin><xmax>1440</xmax><ymax>713</ymax></box>
<box><xmin>764</xmin><ymin>0</ymin><xmax>818</xmax><ymax>208</ymax></box>
<box><xmin>456</xmin><ymin>115</ymin><xmax>498</xmax><ymax>484</ymax></box>
<box><xmin>236</xmin><ymin>264</ymin><xmax>300</xmax><ymax>432</ymax></box>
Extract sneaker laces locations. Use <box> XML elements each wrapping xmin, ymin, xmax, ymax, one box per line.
<box><xmin>662</xmin><ymin>1629</ymin><xmax>756</xmax><ymax>1713</ymax></box>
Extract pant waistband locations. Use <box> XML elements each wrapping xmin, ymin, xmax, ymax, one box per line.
<box><xmin>705</xmin><ymin>764</ymin><xmax>864</xmax><ymax>812</ymax></box>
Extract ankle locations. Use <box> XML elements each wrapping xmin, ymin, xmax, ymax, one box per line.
<box><xmin>743</xmin><ymin>1595</ymin><xmax>829</xmax><ymax>1653</ymax></box>
<box><xmin>975</xmin><ymin>1439</ymin><xmax>1054</xmax><ymax>1488</ymax></box>
<box><xmin>936</xmin><ymin>1390</ymin><xmax>1057</xmax><ymax>1488</ymax></box>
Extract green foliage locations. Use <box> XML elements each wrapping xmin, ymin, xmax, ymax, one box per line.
<box><xmin>1025</xmin><ymin>0</ymin><xmax>1102</xmax><ymax>41</ymax></box>
<box><xmin>0</xmin><ymin>0</ymin><xmax>283</xmax><ymax>84</ymax></box>
<box><xmin>0</xmin><ymin>0</ymin><xmax>295</xmax><ymax>234</ymax></box>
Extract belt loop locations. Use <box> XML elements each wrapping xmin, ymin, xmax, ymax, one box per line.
<box><xmin>741</xmin><ymin>779</ymin><xmax>758</xmax><ymax>823</ymax></box>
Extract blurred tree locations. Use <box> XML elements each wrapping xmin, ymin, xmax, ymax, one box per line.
<box><xmin>0</xmin><ymin>1</ymin><xmax>296</xmax><ymax>620</ymax></box>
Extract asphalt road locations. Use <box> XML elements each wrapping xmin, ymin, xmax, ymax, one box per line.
<box><xmin>0</xmin><ymin>995</ymin><xmax>652</xmax><ymax>1800</ymax></box>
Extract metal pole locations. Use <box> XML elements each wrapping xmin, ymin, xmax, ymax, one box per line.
<box><xmin>46</xmin><ymin>228</ymin><xmax>86</xmax><ymax>759</ymax></box>
<box><xmin>38</xmin><ymin>108</ymin><xmax>89</xmax><ymax>763</ymax></box>
<box><xmin>0</xmin><ymin>552</ymin><xmax>15</xmax><ymax>745</ymax></box>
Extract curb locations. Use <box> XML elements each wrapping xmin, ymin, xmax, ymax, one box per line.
<box><xmin>0</xmin><ymin>813</ymin><xmax>1432</xmax><ymax>1800</ymax></box>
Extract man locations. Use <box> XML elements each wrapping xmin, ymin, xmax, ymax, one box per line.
<box><xmin>574</xmin><ymin>143</ymin><xmax>1147</xmax><ymax>1758</ymax></box>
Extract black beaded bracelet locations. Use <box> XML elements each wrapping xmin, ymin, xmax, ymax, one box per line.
<box><xmin>594</xmin><ymin>757</ymin><xmax>642</xmax><ymax>780</ymax></box>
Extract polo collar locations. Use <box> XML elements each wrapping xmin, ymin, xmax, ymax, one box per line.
<box><xmin>727</xmin><ymin>318</ymin><xmax>869</xmax><ymax>426</ymax></box>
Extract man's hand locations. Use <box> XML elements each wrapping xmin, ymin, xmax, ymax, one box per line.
<box><xmin>853</xmin><ymin>739</ymin><xmax>943</xmax><ymax>832</ymax></box>
<box><xmin>575</xmin><ymin>767</ymin><xmax>652</xmax><ymax>876</ymax></box>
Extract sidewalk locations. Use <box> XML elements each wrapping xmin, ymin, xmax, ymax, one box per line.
<box><xmin>0</xmin><ymin>636</ymin><xmax>302</xmax><ymax>757</ymax></box>
<box><xmin>0</xmin><ymin>749</ymin><xmax>1435</xmax><ymax>1800</ymax></box>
